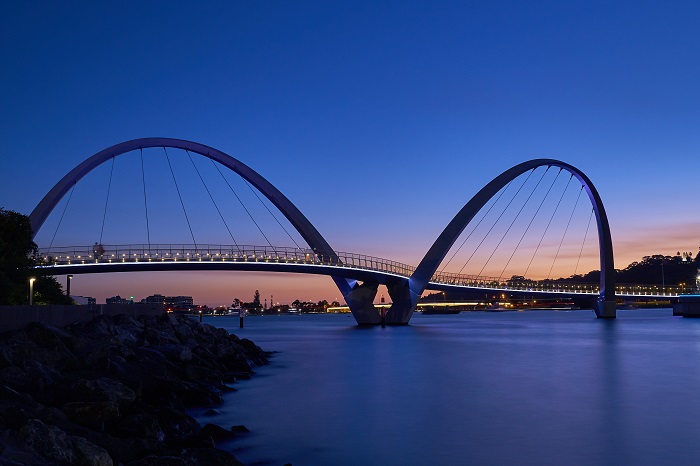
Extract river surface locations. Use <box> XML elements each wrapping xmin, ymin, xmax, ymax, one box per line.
<box><xmin>193</xmin><ymin>309</ymin><xmax>700</xmax><ymax>465</ymax></box>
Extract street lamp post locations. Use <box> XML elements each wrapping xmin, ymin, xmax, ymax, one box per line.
<box><xmin>661</xmin><ymin>259</ymin><xmax>665</xmax><ymax>289</ymax></box>
<box><xmin>29</xmin><ymin>277</ymin><xmax>36</xmax><ymax>305</ymax></box>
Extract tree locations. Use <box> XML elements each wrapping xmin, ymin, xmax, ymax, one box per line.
<box><xmin>253</xmin><ymin>290</ymin><xmax>261</xmax><ymax>309</ymax></box>
<box><xmin>0</xmin><ymin>208</ymin><xmax>72</xmax><ymax>305</ymax></box>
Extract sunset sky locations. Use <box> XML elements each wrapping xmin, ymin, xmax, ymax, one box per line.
<box><xmin>2</xmin><ymin>2</ymin><xmax>699</xmax><ymax>305</ymax></box>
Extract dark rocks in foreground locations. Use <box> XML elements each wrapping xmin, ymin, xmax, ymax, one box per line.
<box><xmin>0</xmin><ymin>313</ymin><xmax>270</xmax><ymax>465</ymax></box>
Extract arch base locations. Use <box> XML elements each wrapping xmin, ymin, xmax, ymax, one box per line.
<box><xmin>385</xmin><ymin>279</ymin><xmax>420</xmax><ymax>325</ymax></box>
<box><xmin>595</xmin><ymin>300</ymin><xmax>617</xmax><ymax>319</ymax></box>
<box><xmin>344</xmin><ymin>281</ymin><xmax>381</xmax><ymax>325</ymax></box>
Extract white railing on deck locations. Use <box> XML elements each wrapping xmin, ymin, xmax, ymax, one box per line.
<box><xmin>38</xmin><ymin>244</ymin><xmax>685</xmax><ymax>297</ymax></box>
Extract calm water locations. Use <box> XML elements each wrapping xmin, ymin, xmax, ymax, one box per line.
<box><xmin>193</xmin><ymin>310</ymin><xmax>700</xmax><ymax>465</ymax></box>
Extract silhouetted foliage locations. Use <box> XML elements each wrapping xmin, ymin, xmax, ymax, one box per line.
<box><xmin>0</xmin><ymin>208</ymin><xmax>72</xmax><ymax>305</ymax></box>
<box><xmin>616</xmin><ymin>254</ymin><xmax>699</xmax><ymax>286</ymax></box>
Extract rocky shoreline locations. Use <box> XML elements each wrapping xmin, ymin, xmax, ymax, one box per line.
<box><xmin>0</xmin><ymin>313</ymin><xmax>271</xmax><ymax>465</ymax></box>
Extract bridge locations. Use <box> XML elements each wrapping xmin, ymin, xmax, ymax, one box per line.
<box><xmin>28</xmin><ymin>137</ymin><xmax>682</xmax><ymax>325</ymax></box>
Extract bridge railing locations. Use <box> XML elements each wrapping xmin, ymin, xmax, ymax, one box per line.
<box><xmin>615</xmin><ymin>283</ymin><xmax>687</xmax><ymax>296</ymax></box>
<box><xmin>429</xmin><ymin>271</ymin><xmax>601</xmax><ymax>293</ymax></box>
<box><xmin>37</xmin><ymin>244</ymin><xmax>687</xmax><ymax>297</ymax></box>
<box><xmin>37</xmin><ymin>244</ymin><xmax>417</xmax><ymax>278</ymax></box>
<box><xmin>428</xmin><ymin>272</ymin><xmax>685</xmax><ymax>296</ymax></box>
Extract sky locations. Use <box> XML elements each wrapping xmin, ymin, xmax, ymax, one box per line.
<box><xmin>2</xmin><ymin>1</ymin><xmax>699</xmax><ymax>306</ymax></box>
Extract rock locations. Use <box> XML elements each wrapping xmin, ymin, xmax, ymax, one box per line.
<box><xmin>72</xmin><ymin>435</ymin><xmax>114</xmax><ymax>466</ymax></box>
<box><xmin>173</xmin><ymin>323</ymin><xmax>195</xmax><ymax>343</ymax></box>
<box><xmin>182</xmin><ymin>447</ymin><xmax>244</xmax><ymax>465</ymax></box>
<box><xmin>173</xmin><ymin>381</ymin><xmax>224</xmax><ymax>407</ymax></box>
<box><xmin>231</xmin><ymin>425</ymin><xmax>249</xmax><ymax>433</ymax></box>
<box><xmin>1</xmin><ymin>331</ymin><xmax>78</xmax><ymax>372</ymax></box>
<box><xmin>0</xmin><ymin>365</ymin><xmax>32</xmax><ymax>391</ymax></box>
<box><xmin>185</xmin><ymin>364</ymin><xmax>224</xmax><ymax>384</ymax></box>
<box><xmin>204</xmin><ymin>409</ymin><xmax>221</xmax><ymax>416</ymax></box>
<box><xmin>153</xmin><ymin>406</ymin><xmax>201</xmax><ymax>442</ymax></box>
<box><xmin>144</xmin><ymin>327</ymin><xmax>180</xmax><ymax>346</ymax></box>
<box><xmin>111</xmin><ymin>329</ymin><xmax>140</xmax><ymax>347</ymax></box>
<box><xmin>114</xmin><ymin>314</ymin><xmax>145</xmax><ymax>330</ymax></box>
<box><xmin>110</xmin><ymin>412</ymin><xmax>165</xmax><ymax>443</ymax></box>
<box><xmin>19</xmin><ymin>418</ymin><xmax>75</xmax><ymax>464</ymax></box>
<box><xmin>159</xmin><ymin>344</ymin><xmax>193</xmax><ymax>362</ymax></box>
<box><xmin>126</xmin><ymin>455</ymin><xmax>189</xmax><ymax>466</ymax></box>
<box><xmin>22</xmin><ymin>358</ymin><xmax>63</xmax><ymax>391</ymax></box>
<box><xmin>25</xmin><ymin>321</ymin><xmax>73</xmax><ymax>348</ymax></box>
<box><xmin>198</xmin><ymin>423</ymin><xmax>237</xmax><ymax>442</ymax></box>
<box><xmin>62</xmin><ymin>401</ymin><xmax>120</xmax><ymax>427</ymax></box>
<box><xmin>80</xmin><ymin>377</ymin><xmax>137</xmax><ymax>408</ymax></box>
<box><xmin>0</xmin><ymin>313</ymin><xmax>266</xmax><ymax>466</ymax></box>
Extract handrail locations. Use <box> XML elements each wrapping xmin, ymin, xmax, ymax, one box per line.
<box><xmin>37</xmin><ymin>244</ymin><xmax>686</xmax><ymax>297</ymax></box>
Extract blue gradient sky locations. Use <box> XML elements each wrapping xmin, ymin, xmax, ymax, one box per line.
<box><xmin>2</xmin><ymin>1</ymin><xmax>699</xmax><ymax>305</ymax></box>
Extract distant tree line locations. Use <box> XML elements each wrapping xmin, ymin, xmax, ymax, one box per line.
<box><xmin>552</xmin><ymin>252</ymin><xmax>699</xmax><ymax>286</ymax></box>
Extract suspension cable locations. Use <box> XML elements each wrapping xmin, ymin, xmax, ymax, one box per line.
<box><xmin>498</xmin><ymin>169</ymin><xmax>563</xmax><ymax>281</ymax></box>
<box><xmin>48</xmin><ymin>182</ymin><xmax>76</xmax><ymax>252</ymax></box>
<box><xmin>458</xmin><ymin>168</ymin><xmax>538</xmax><ymax>275</ymax></box>
<box><xmin>140</xmin><ymin>149</ymin><xmax>151</xmax><ymax>251</ymax></box>
<box><xmin>186</xmin><ymin>151</ymin><xmax>242</xmax><ymax>254</ymax></box>
<box><xmin>99</xmin><ymin>156</ymin><xmax>115</xmax><ymax>244</ymax></box>
<box><xmin>243</xmin><ymin>178</ymin><xmax>305</xmax><ymax>252</ymax></box>
<box><xmin>477</xmin><ymin>167</ymin><xmax>552</xmax><ymax>279</ymax></box>
<box><xmin>523</xmin><ymin>170</ymin><xmax>572</xmax><ymax>277</ymax></box>
<box><xmin>547</xmin><ymin>182</ymin><xmax>583</xmax><ymax>279</ymax></box>
<box><xmin>440</xmin><ymin>179</ymin><xmax>514</xmax><ymax>273</ymax></box>
<box><xmin>163</xmin><ymin>147</ymin><xmax>197</xmax><ymax>250</ymax></box>
<box><xmin>210</xmin><ymin>160</ymin><xmax>276</xmax><ymax>253</ymax></box>
<box><xmin>575</xmin><ymin>208</ymin><xmax>595</xmax><ymax>276</ymax></box>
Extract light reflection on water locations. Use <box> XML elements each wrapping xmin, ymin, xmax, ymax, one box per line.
<box><xmin>193</xmin><ymin>310</ymin><xmax>700</xmax><ymax>465</ymax></box>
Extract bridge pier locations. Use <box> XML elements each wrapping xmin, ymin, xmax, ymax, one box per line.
<box><xmin>595</xmin><ymin>300</ymin><xmax>616</xmax><ymax>319</ymax></box>
<box><xmin>385</xmin><ymin>279</ymin><xmax>420</xmax><ymax>325</ymax></box>
<box><xmin>344</xmin><ymin>281</ymin><xmax>381</xmax><ymax>325</ymax></box>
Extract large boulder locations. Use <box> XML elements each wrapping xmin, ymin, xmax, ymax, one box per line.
<box><xmin>18</xmin><ymin>418</ymin><xmax>75</xmax><ymax>464</ymax></box>
<box><xmin>79</xmin><ymin>377</ymin><xmax>137</xmax><ymax>408</ymax></box>
<box><xmin>72</xmin><ymin>435</ymin><xmax>114</xmax><ymax>466</ymax></box>
<box><xmin>19</xmin><ymin>419</ymin><xmax>113</xmax><ymax>466</ymax></box>
<box><xmin>126</xmin><ymin>456</ymin><xmax>189</xmax><ymax>466</ymax></box>
<box><xmin>109</xmin><ymin>412</ymin><xmax>165</xmax><ymax>444</ymax></box>
<box><xmin>62</xmin><ymin>401</ymin><xmax>120</xmax><ymax>427</ymax></box>
<box><xmin>182</xmin><ymin>447</ymin><xmax>244</xmax><ymax>466</ymax></box>
<box><xmin>0</xmin><ymin>365</ymin><xmax>32</xmax><ymax>391</ymax></box>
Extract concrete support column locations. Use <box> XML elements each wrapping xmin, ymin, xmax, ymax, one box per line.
<box><xmin>344</xmin><ymin>281</ymin><xmax>381</xmax><ymax>325</ymax></box>
<box><xmin>595</xmin><ymin>300</ymin><xmax>616</xmax><ymax>319</ymax></box>
<box><xmin>385</xmin><ymin>279</ymin><xmax>420</xmax><ymax>325</ymax></box>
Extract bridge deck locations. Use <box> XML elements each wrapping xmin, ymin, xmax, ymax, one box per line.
<box><xmin>37</xmin><ymin>244</ymin><xmax>688</xmax><ymax>298</ymax></box>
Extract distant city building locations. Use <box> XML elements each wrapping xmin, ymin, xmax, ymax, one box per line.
<box><xmin>106</xmin><ymin>295</ymin><xmax>130</xmax><ymax>305</ymax></box>
<box><xmin>71</xmin><ymin>295</ymin><xmax>96</xmax><ymax>305</ymax></box>
<box><xmin>144</xmin><ymin>294</ymin><xmax>166</xmax><ymax>307</ymax></box>
<box><xmin>165</xmin><ymin>295</ymin><xmax>194</xmax><ymax>309</ymax></box>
